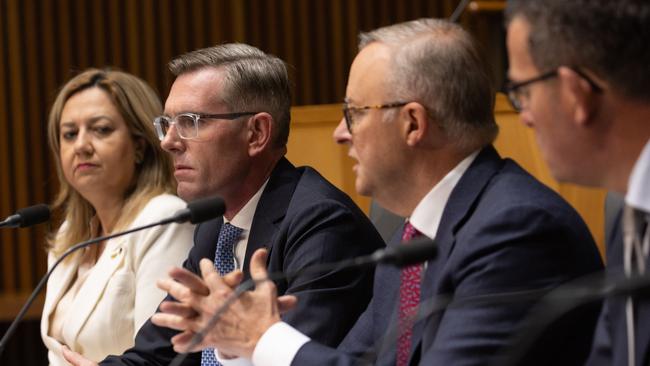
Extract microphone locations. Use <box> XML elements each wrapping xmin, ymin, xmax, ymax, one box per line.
<box><xmin>172</xmin><ymin>196</ymin><xmax>226</xmax><ymax>224</ymax></box>
<box><xmin>0</xmin><ymin>204</ymin><xmax>50</xmax><ymax>228</ymax></box>
<box><xmin>377</xmin><ymin>237</ymin><xmax>438</xmax><ymax>267</ymax></box>
<box><xmin>0</xmin><ymin>196</ymin><xmax>225</xmax><ymax>357</ymax></box>
<box><xmin>168</xmin><ymin>237</ymin><xmax>437</xmax><ymax>366</ymax></box>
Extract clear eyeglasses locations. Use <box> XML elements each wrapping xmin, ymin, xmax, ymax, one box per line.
<box><xmin>153</xmin><ymin>112</ymin><xmax>257</xmax><ymax>140</ymax></box>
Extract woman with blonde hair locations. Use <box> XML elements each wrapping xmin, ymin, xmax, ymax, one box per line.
<box><xmin>40</xmin><ymin>68</ymin><xmax>194</xmax><ymax>365</ymax></box>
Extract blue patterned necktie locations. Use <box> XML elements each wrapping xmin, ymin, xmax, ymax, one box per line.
<box><xmin>201</xmin><ymin>223</ymin><xmax>243</xmax><ymax>366</ymax></box>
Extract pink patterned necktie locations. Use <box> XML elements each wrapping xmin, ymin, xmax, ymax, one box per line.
<box><xmin>397</xmin><ymin>221</ymin><xmax>422</xmax><ymax>366</ymax></box>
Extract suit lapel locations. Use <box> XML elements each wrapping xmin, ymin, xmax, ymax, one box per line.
<box><xmin>61</xmin><ymin>237</ymin><xmax>128</xmax><ymax>343</ymax></box>
<box><xmin>243</xmin><ymin>158</ymin><xmax>300</xmax><ymax>281</ymax></box>
<box><xmin>410</xmin><ymin>146</ymin><xmax>504</xmax><ymax>362</ymax></box>
<box><xmin>41</xmin><ymin>252</ymin><xmax>83</xmax><ymax>349</ymax></box>
<box><xmin>433</xmin><ymin>146</ymin><xmax>503</xmax><ymax>262</ymax></box>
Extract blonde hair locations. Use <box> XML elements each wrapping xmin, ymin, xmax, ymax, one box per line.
<box><xmin>47</xmin><ymin>68</ymin><xmax>175</xmax><ymax>256</ymax></box>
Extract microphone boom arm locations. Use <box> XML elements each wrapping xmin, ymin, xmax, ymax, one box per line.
<box><xmin>0</xmin><ymin>216</ymin><xmax>179</xmax><ymax>356</ymax></box>
<box><xmin>0</xmin><ymin>194</ymin><xmax>225</xmax><ymax>357</ymax></box>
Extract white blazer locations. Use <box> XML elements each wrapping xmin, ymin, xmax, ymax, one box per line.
<box><xmin>40</xmin><ymin>194</ymin><xmax>195</xmax><ymax>365</ymax></box>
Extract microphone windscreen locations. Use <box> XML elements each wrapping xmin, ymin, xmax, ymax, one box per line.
<box><xmin>15</xmin><ymin>204</ymin><xmax>50</xmax><ymax>228</ymax></box>
<box><xmin>186</xmin><ymin>196</ymin><xmax>226</xmax><ymax>224</ymax></box>
<box><xmin>381</xmin><ymin>237</ymin><xmax>437</xmax><ymax>267</ymax></box>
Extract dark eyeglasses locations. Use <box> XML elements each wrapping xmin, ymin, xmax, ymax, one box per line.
<box><xmin>153</xmin><ymin>112</ymin><xmax>257</xmax><ymax>140</ymax></box>
<box><xmin>504</xmin><ymin>71</ymin><xmax>558</xmax><ymax>113</ymax></box>
<box><xmin>342</xmin><ymin>102</ymin><xmax>408</xmax><ymax>133</ymax></box>
<box><xmin>505</xmin><ymin>67</ymin><xmax>603</xmax><ymax>112</ymax></box>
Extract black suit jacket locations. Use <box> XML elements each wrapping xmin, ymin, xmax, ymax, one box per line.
<box><xmin>101</xmin><ymin>158</ymin><xmax>384</xmax><ymax>365</ymax></box>
<box><xmin>586</xmin><ymin>205</ymin><xmax>650</xmax><ymax>366</ymax></box>
<box><xmin>294</xmin><ymin>146</ymin><xmax>603</xmax><ymax>366</ymax></box>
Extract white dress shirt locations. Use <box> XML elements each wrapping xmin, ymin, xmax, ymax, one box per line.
<box><xmin>212</xmin><ymin>181</ymin><xmax>267</xmax><ymax>365</ymax></box>
<box><xmin>626</xmin><ymin>139</ymin><xmax>650</xmax><ymax>213</ymax></box>
<box><xmin>246</xmin><ymin>151</ymin><xmax>479</xmax><ymax>366</ymax></box>
<box><xmin>226</xmin><ymin>180</ymin><xmax>268</xmax><ymax>268</ymax></box>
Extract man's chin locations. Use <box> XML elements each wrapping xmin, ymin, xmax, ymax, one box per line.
<box><xmin>177</xmin><ymin>185</ymin><xmax>202</xmax><ymax>202</ymax></box>
<box><xmin>354</xmin><ymin>179</ymin><xmax>373</xmax><ymax>197</ymax></box>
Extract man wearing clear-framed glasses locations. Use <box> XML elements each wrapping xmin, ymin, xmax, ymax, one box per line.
<box><xmin>62</xmin><ymin>43</ymin><xmax>384</xmax><ymax>366</ymax></box>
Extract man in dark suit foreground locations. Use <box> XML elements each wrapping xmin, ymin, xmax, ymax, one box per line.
<box><xmin>149</xmin><ymin>19</ymin><xmax>604</xmax><ymax>365</ymax></box>
<box><xmin>62</xmin><ymin>43</ymin><xmax>384</xmax><ymax>366</ymax></box>
<box><xmin>505</xmin><ymin>1</ymin><xmax>650</xmax><ymax>364</ymax></box>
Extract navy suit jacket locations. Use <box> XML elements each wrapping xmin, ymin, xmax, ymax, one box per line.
<box><xmin>101</xmin><ymin>158</ymin><xmax>384</xmax><ymax>365</ymax></box>
<box><xmin>294</xmin><ymin>146</ymin><xmax>603</xmax><ymax>366</ymax></box>
<box><xmin>586</xmin><ymin>206</ymin><xmax>650</xmax><ymax>366</ymax></box>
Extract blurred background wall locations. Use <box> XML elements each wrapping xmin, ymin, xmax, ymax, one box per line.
<box><xmin>0</xmin><ymin>1</ymin><xmax>506</xmax><ymax>364</ymax></box>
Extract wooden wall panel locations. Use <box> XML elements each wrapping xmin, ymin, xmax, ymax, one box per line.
<box><xmin>4</xmin><ymin>0</ymin><xmax>496</xmax><ymax>295</ymax></box>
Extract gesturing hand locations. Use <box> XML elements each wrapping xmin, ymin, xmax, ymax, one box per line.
<box><xmin>152</xmin><ymin>249</ymin><xmax>297</xmax><ymax>359</ymax></box>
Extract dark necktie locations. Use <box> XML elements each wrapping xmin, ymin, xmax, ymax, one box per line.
<box><xmin>201</xmin><ymin>223</ymin><xmax>243</xmax><ymax>366</ymax></box>
<box><xmin>397</xmin><ymin>221</ymin><xmax>422</xmax><ymax>366</ymax></box>
<box><xmin>622</xmin><ymin>205</ymin><xmax>650</xmax><ymax>366</ymax></box>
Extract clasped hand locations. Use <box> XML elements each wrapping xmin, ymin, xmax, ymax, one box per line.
<box><xmin>151</xmin><ymin>248</ymin><xmax>297</xmax><ymax>359</ymax></box>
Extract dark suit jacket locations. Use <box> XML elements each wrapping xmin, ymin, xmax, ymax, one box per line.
<box><xmin>586</xmin><ymin>205</ymin><xmax>650</xmax><ymax>366</ymax></box>
<box><xmin>294</xmin><ymin>146</ymin><xmax>603</xmax><ymax>366</ymax></box>
<box><xmin>101</xmin><ymin>157</ymin><xmax>384</xmax><ymax>365</ymax></box>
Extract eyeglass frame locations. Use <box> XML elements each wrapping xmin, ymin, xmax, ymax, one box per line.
<box><xmin>504</xmin><ymin>67</ymin><xmax>603</xmax><ymax>113</ymax></box>
<box><xmin>153</xmin><ymin>112</ymin><xmax>257</xmax><ymax>140</ymax></box>
<box><xmin>342</xmin><ymin>102</ymin><xmax>408</xmax><ymax>133</ymax></box>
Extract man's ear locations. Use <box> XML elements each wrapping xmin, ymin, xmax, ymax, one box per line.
<box><xmin>558</xmin><ymin>66</ymin><xmax>600</xmax><ymax>126</ymax></box>
<box><xmin>248</xmin><ymin>113</ymin><xmax>273</xmax><ymax>156</ymax></box>
<box><xmin>402</xmin><ymin>102</ymin><xmax>440</xmax><ymax>147</ymax></box>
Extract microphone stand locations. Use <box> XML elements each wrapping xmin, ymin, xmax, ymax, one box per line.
<box><xmin>366</xmin><ymin>272</ymin><xmax>607</xmax><ymax>366</ymax></box>
<box><xmin>168</xmin><ymin>250</ymin><xmax>383</xmax><ymax>366</ymax></box>
<box><xmin>168</xmin><ymin>238</ymin><xmax>437</xmax><ymax>366</ymax></box>
<box><xmin>366</xmin><ymin>270</ymin><xmax>609</xmax><ymax>366</ymax></box>
<box><xmin>0</xmin><ymin>214</ymin><xmax>184</xmax><ymax>356</ymax></box>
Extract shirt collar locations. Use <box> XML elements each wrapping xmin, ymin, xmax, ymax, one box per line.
<box><xmin>409</xmin><ymin>151</ymin><xmax>479</xmax><ymax>239</ymax></box>
<box><xmin>224</xmin><ymin>179</ymin><xmax>269</xmax><ymax>231</ymax></box>
<box><xmin>626</xmin><ymin>139</ymin><xmax>650</xmax><ymax>213</ymax></box>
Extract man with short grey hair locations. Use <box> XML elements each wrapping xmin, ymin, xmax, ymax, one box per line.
<box><xmin>62</xmin><ymin>43</ymin><xmax>384</xmax><ymax>366</ymax></box>
<box><xmin>152</xmin><ymin>20</ymin><xmax>603</xmax><ymax>365</ymax></box>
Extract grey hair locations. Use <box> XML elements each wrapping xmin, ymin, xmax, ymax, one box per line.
<box><xmin>359</xmin><ymin>18</ymin><xmax>498</xmax><ymax>153</ymax></box>
<box><xmin>169</xmin><ymin>43</ymin><xmax>292</xmax><ymax>147</ymax></box>
<box><xmin>506</xmin><ymin>0</ymin><xmax>650</xmax><ymax>101</ymax></box>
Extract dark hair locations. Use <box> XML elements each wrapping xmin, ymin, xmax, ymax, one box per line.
<box><xmin>359</xmin><ymin>18</ymin><xmax>498</xmax><ymax>152</ymax></box>
<box><xmin>169</xmin><ymin>43</ymin><xmax>292</xmax><ymax>148</ymax></box>
<box><xmin>506</xmin><ymin>0</ymin><xmax>650</xmax><ymax>101</ymax></box>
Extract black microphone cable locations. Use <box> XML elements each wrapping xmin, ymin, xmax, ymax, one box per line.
<box><xmin>491</xmin><ymin>271</ymin><xmax>637</xmax><ymax>366</ymax></box>
<box><xmin>168</xmin><ymin>237</ymin><xmax>438</xmax><ymax>366</ymax></box>
<box><xmin>0</xmin><ymin>196</ymin><xmax>225</xmax><ymax>357</ymax></box>
<box><xmin>362</xmin><ymin>287</ymin><xmax>552</xmax><ymax>366</ymax></box>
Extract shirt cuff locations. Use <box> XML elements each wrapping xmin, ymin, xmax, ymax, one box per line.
<box><xmin>252</xmin><ymin>322</ymin><xmax>311</xmax><ymax>366</ymax></box>
<box><xmin>215</xmin><ymin>350</ymin><xmax>254</xmax><ymax>366</ymax></box>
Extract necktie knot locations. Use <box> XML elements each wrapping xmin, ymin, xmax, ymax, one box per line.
<box><xmin>402</xmin><ymin>221</ymin><xmax>421</xmax><ymax>242</ymax></box>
